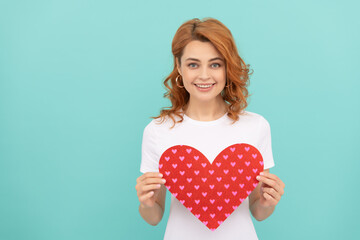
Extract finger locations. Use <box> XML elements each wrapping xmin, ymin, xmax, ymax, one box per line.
<box><xmin>139</xmin><ymin>190</ymin><xmax>154</xmax><ymax>203</ymax></box>
<box><xmin>138</xmin><ymin>172</ymin><xmax>163</xmax><ymax>182</ymax></box>
<box><xmin>138</xmin><ymin>172</ymin><xmax>162</xmax><ymax>183</ymax></box>
<box><xmin>278</xmin><ymin>179</ymin><xmax>285</xmax><ymax>192</ymax></box>
<box><xmin>263</xmin><ymin>192</ymin><xmax>272</xmax><ymax>200</ymax></box>
<box><xmin>137</xmin><ymin>179</ymin><xmax>165</xmax><ymax>195</ymax></box>
<box><xmin>141</xmin><ymin>184</ymin><xmax>162</xmax><ymax>194</ymax></box>
<box><xmin>260</xmin><ymin>171</ymin><xmax>280</xmax><ymax>182</ymax></box>
<box><xmin>257</xmin><ymin>175</ymin><xmax>282</xmax><ymax>194</ymax></box>
<box><xmin>260</xmin><ymin>172</ymin><xmax>285</xmax><ymax>195</ymax></box>
<box><xmin>263</xmin><ymin>192</ymin><xmax>277</xmax><ymax>205</ymax></box>
<box><xmin>143</xmin><ymin>177</ymin><xmax>166</xmax><ymax>186</ymax></box>
<box><xmin>137</xmin><ymin>183</ymin><xmax>157</xmax><ymax>196</ymax></box>
<box><xmin>261</xmin><ymin>172</ymin><xmax>285</xmax><ymax>193</ymax></box>
<box><xmin>262</xmin><ymin>187</ymin><xmax>281</xmax><ymax>201</ymax></box>
<box><xmin>260</xmin><ymin>171</ymin><xmax>285</xmax><ymax>188</ymax></box>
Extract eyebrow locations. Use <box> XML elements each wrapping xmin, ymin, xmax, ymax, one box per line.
<box><xmin>185</xmin><ymin>57</ymin><xmax>224</xmax><ymax>62</ymax></box>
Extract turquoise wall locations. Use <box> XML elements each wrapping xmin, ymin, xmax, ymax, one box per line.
<box><xmin>1</xmin><ymin>0</ymin><xmax>359</xmax><ymax>239</ymax></box>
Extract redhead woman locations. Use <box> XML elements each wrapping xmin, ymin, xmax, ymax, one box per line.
<box><xmin>135</xmin><ymin>17</ymin><xmax>285</xmax><ymax>240</ymax></box>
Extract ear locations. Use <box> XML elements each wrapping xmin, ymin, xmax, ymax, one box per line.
<box><xmin>176</xmin><ymin>57</ymin><xmax>181</xmax><ymax>75</ymax></box>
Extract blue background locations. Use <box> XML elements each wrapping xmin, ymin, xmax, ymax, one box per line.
<box><xmin>0</xmin><ymin>0</ymin><xmax>359</xmax><ymax>239</ymax></box>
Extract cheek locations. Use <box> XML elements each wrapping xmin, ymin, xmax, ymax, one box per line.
<box><xmin>182</xmin><ymin>72</ymin><xmax>196</xmax><ymax>83</ymax></box>
<box><xmin>183</xmin><ymin>70</ymin><xmax>196</xmax><ymax>78</ymax></box>
<box><xmin>215</xmin><ymin>71</ymin><xmax>226</xmax><ymax>82</ymax></box>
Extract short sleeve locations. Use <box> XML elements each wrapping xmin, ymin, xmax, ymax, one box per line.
<box><xmin>140</xmin><ymin>121</ymin><xmax>160</xmax><ymax>174</ymax></box>
<box><xmin>257</xmin><ymin>116</ymin><xmax>275</xmax><ymax>170</ymax></box>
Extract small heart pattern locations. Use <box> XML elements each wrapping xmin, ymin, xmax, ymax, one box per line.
<box><xmin>159</xmin><ymin>143</ymin><xmax>263</xmax><ymax>231</ymax></box>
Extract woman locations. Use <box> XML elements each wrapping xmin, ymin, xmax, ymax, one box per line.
<box><xmin>135</xmin><ymin>17</ymin><xmax>285</xmax><ymax>240</ymax></box>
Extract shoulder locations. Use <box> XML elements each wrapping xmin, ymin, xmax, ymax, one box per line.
<box><xmin>143</xmin><ymin>119</ymin><xmax>157</xmax><ymax>133</ymax></box>
<box><xmin>238</xmin><ymin>111</ymin><xmax>271</xmax><ymax>135</ymax></box>
<box><xmin>243</xmin><ymin>111</ymin><xmax>272</xmax><ymax>139</ymax></box>
<box><xmin>143</xmin><ymin>115</ymin><xmax>174</xmax><ymax>133</ymax></box>
<box><xmin>239</xmin><ymin>110</ymin><xmax>269</xmax><ymax>125</ymax></box>
<box><xmin>146</xmin><ymin>113</ymin><xmax>184</xmax><ymax>131</ymax></box>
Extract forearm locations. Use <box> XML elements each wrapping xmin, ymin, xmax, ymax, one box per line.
<box><xmin>250</xmin><ymin>199</ymin><xmax>275</xmax><ymax>221</ymax></box>
<box><xmin>139</xmin><ymin>202</ymin><xmax>164</xmax><ymax>226</ymax></box>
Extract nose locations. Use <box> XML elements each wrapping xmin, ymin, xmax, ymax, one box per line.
<box><xmin>199</xmin><ymin>66</ymin><xmax>210</xmax><ymax>80</ymax></box>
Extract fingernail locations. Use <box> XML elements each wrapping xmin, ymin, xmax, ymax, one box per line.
<box><xmin>162</xmin><ymin>179</ymin><xmax>166</xmax><ymax>183</ymax></box>
<box><xmin>159</xmin><ymin>173</ymin><xmax>163</xmax><ymax>177</ymax></box>
<box><xmin>260</xmin><ymin>172</ymin><xmax>264</xmax><ymax>176</ymax></box>
<box><xmin>256</xmin><ymin>176</ymin><xmax>260</xmax><ymax>180</ymax></box>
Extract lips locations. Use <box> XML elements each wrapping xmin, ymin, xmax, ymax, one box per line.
<box><xmin>194</xmin><ymin>83</ymin><xmax>215</xmax><ymax>86</ymax></box>
<box><xmin>194</xmin><ymin>83</ymin><xmax>216</xmax><ymax>92</ymax></box>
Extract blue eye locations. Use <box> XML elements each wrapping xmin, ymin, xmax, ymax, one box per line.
<box><xmin>188</xmin><ymin>63</ymin><xmax>221</xmax><ymax>68</ymax></box>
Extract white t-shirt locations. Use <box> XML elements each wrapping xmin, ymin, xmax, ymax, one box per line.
<box><xmin>140</xmin><ymin>110</ymin><xmax>275</xmax><ymax>240</ymax></box>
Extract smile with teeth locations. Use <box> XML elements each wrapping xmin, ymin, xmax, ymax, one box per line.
<box><xmin>195</xmin><ymin>83</ymin><xmax>215</xmax><ymax>88</ymax></box>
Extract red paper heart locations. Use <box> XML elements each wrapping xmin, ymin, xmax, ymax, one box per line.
<box><xmin>159</xmin><ymin>143</ymin><xmax>263</xmax><ymax>231</ymax></box>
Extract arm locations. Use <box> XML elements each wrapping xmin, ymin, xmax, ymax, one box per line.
<box><xmin>249</xmin><ymin>169</ymin><xmax>285</xmax><ymax>221</ymax></box>
<box><xmin>139</xmin><ymin>184</ymin><xmax>167</xmax><ymax>226</ymax></box>
<box><xmin>136</xmin><ymin>172</ymin><xmax>167</xmax><ymax>226</ymax></box>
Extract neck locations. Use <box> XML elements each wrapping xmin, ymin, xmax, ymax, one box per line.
<box><xmin>183</xmin><ymin>95</ymin><xmax>228</xmax><ymax>121</ymax></box>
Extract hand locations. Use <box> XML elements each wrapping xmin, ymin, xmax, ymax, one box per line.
<box><xmin>256</xmin><ymin>171</ymin><xmax>285</xmax><ymax>208</ymax></box>
<box><xmin>135</xmin><ymin>172</ymin><xmax>166</xmax><ymax>208</ymax></box>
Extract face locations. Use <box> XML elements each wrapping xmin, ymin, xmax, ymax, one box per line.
<box><xmin>176</xmin><ymin>40</ymin><xmax>226</xmax><ymax>103</ymax></box>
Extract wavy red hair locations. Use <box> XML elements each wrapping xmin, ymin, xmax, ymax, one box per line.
<box><xmin>150</xmin><ymin>17</ymin><xmax>253</xmax><ymax>129</ymax></box>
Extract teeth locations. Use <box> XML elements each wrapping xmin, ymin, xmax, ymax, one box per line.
<box><xmin>196</xmin><ymin>84</ymin><xmax>214</xmax><ymax>88</ymax></box>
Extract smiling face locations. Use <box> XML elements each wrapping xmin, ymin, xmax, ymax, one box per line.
<box><xmin>176</xmin><ymin>40</ymin><xmax>227</xmax><ymax>103</ymax></box>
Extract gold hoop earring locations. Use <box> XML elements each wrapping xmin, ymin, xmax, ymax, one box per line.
<box><xmin>225</xmin><ymin>79</ymin><xmax>230</xmax><ymax>88</ymax></box>
<box><xmin>176</xmin><ymin>75</ymin><xmax>185</xmax><ymax>88</ymax></box>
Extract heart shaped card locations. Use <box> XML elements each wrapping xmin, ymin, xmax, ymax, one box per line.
<box><xmin>159</xmin><ymin>143</ymin><xmax>263</xmax><ymax>231</ymax></box>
